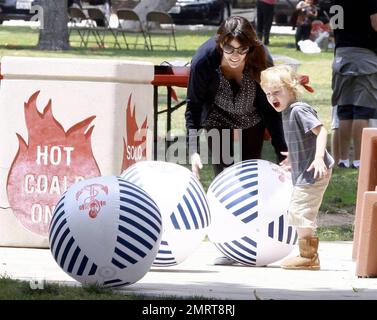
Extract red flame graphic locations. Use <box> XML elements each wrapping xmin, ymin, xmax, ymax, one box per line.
<box><xmin>122</xmin><ymin>94</ymin><xmax>148</xmax><ymax>170</ymax></box>
<box><xmin>6</xmin><ymin>91</ymin><xmax>101</xmax><ymax>236</ymax></box>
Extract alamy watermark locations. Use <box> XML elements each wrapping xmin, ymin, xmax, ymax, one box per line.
<box><xmin>131</xmin><ymin>128</ymin><xmax>243</xmax><ymax>165</ymax></box>
<box><xmin>29</xmin><ymin>278</ymin><xmax>45</xmax><ymax>290</ymax></box>
<box><xmin>329</xmin><ymin>5</ymin><xmax>344</xmax><ymax>30</ymax></box>
<box><xmin>29</xmin><ymin>5</ymin><xmax>44</xmax><ymax>29</ymax></box>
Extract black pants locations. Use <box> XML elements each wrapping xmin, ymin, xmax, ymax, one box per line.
<box><xmin>337</xmin><ymin>105</ymin><xmax>377</xmax><ymax>120</ymax></box>
<box><xmin>206</xmin><ymin>122</ymin><xmax>265</xmax><ymax>177</ymax></box>
<box><xmin>295</xmin><ymin>24</ymin><xmax>312</xmax><ymax>50</ymax></box>
<box><xmin>256</xmin><ymin>1</ymin><xmax>275</xmax><ymax>45</ymax></box>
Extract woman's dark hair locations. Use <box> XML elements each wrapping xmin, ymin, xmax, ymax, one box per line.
<box><xmin>215</xmin><ymin>16</ymin><xmax>269</xmax><ymax>82</ymax></box>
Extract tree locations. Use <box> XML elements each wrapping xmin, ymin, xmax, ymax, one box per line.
<box><xmin>37</xmin><ymin>0</ymin><xmax>70</xmax><ymax>50</ymax></box>
<box><xmin>35</xmin><ymin>0</ymin><xmax>175</xmax><ymax>50</ymax></box>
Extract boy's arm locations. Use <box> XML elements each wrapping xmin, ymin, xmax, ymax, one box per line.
<box><xmin>311</xmin><ymin>125</ymin><xmax>327</xmax><ymax>160</ymax></box>
<box><xmin>307</xmin><ymin>125</ymin><xmax>328</xmax><ymax>179</ymax></box>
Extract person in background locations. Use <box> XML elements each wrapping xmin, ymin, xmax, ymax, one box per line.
<box><xmin>68</xmin><ymin>0</ymin><xmax>82</xmax><ymax>8</ymax></box>
<box><xmin>295</xmin><ymin>0</ymin><xmax>318</xmax><ymax>50</ymax></box>
<box><xmin>330</xmin><ymin>105</ymin><xmax>340</xmax><ymax>165</ymax></box>
<box><xmin>261</xmin><ymin>64</ymin><xmax>334</xmax><ymax>270</ymax></box>
<box><xmin>256</xmin><ymin>0</ymin><xmax>277</xmax><ymax>46</ymax></box>
<box><xmin>331</xmin><ymin>0</ymin><xmax>377</xmax><ymax>169</ymax></box>
<box><xmin>316</xmin><ymin>0</ymin><xmax>332</xmax><ymax>24</ymax></box>
<box><xmin>83</xmin><ymin>0</ymin><xmax>111</xmax><ymax>26</ymax></box>
<box><xmin>185</xmin><ymin>16</ymin><xmax>287</xmax><ymax>265</ymax></box>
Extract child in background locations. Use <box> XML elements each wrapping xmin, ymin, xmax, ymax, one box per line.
<box><xmin>256</xmin><ymin>0</ymin><xmax>277</xmax><ymax>45</ymax></box>
<box><xmin>260</xmin><ymin>65</ymin><xmax>334</xmax><ymax>270</ymax></box>
<box><xmin>295</xmin><ymin>0</ymin><xmax>318</xmax><ymax>50</ymax></box>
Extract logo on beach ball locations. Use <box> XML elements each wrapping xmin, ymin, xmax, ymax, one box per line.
<box><xmin>49</xmin><ymin>176</ymin><xmax>162</xmax><ymax>287</ymax></box>
<box><xmin>121</xmin><ymin>161</ymin><xmax>210</xmax><ymax>267</ymax></box>
<box><xmin>207</xmin><ymin>159</ymin><xmax>297</xmax><ymax>266</ymax></box>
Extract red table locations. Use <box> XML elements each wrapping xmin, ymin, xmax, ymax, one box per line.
<box><xmin>152</xmin><ymin>65</ymin><xmax>190</xmax><ymax>160</ymax></box>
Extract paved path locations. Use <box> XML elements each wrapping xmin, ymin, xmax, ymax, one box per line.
<box><xmin>1</xmin><ymin>241</ymin><xmax>377</xmax><ymax>300</ymax></box>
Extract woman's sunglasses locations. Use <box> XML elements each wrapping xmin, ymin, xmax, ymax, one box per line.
<box><xmin>222</xmin><ymin>44</ymin><xmax>250</xmax><ymax>55</ymax></box>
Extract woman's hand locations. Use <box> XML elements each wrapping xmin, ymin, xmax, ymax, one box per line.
<box><xmin>191</xmin><ymin>153</ymin><xmax>203</xmax><ymax>180</ymax></box>
<box><xmin>279</xmin><ymin>151</ymin><xmax>291</xmax><ymax>172</ymax></box>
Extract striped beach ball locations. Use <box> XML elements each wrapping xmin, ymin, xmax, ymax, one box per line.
<box><xmin>49</xmin><ymin>176</ymin><xmax>162</xmax><ymax>287</ymax></box>
<box><xmin>207</xmin><ymin>159</ymin><xmax>297</xmax><ymax>266</ymax></box>
<box><xmin>121</xmin><ymin>161</ymin><xmax>210</xmax><ymax>267</ymax></box>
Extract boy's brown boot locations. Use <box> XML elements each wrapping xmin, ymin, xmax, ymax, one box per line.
<box><xmin>281</xmin><ymin>236</ymin><xmax>320</xmax><ymax>270</ymax></box>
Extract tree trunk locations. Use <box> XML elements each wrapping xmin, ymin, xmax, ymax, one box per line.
<box><xmin>37</xmin><ymin>0</ymin><xmax>70</xmax><ymax>50</ymax></box>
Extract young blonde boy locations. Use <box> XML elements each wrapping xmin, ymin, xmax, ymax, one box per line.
<box><xmin>260</xmin><ymin>65</ymin><xmax>334</xmax><ymax>270</ymax></box>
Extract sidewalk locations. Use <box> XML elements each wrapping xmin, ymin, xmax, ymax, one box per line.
<box><xmin>1</xmin><ymin>241</ymin><xmax>377</xmax><ymax>300</ymax></box>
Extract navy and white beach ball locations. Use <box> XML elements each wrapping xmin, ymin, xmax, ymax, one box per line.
<box><xmin>121</xmin><ymin>161</ymin><xmax>210</xmax><ymax>267</ymax></box>
<box><xmin>49</xmin><ymin>176</ymin><xmax>162</xmax><ymax>287</ymax></box>
<box><xmin>207</xmin><ymin>159</ymin><xmax>297</xmax><ymax>266</ymax></box>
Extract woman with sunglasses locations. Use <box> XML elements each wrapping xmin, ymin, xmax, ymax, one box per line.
<box><xmin>186</xmin><ymin>16</ymin><xmax>287</xmax><ymax>181</ymax></box>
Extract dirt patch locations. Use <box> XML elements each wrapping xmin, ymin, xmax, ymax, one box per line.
<box><xmin>318</xmin><ymin>211</ymin><xmax>355</xmax><ymax>227</ymax></box>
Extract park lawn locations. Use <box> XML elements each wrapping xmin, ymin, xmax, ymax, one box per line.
<box><xmin>0</xmin><ymin>25</ymin><xmax>357</xmax><ymax>225</ymax></box>
<box><xmin>0</xmin><ymin>276</ymin><xmax>132</xmax><ymax>300</ymax></box>
<box><xmin>0</xmin><ymin>26</ymin><xmax>333</xmax><ymax>128</ymax></box>
<box><xmin>0</xmin><ymin>25</ymin><xmax>357</xmax><ymax>299</ymax></box>
<box><xmin>0</xmin><ymin>276</ymin><xmax>210</xmax><ymax>300</ymax></box>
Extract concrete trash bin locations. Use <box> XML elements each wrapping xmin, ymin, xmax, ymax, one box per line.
<box><xmin>0</xmin><ymin>56</ymin><xmax>154</xmax><ymax>248</ymax></box>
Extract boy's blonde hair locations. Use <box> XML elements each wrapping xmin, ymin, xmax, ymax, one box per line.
<box><xmin>260</xmin><ymin>64</ymin><xmax>303</xmax><ymax>99</ymax></box>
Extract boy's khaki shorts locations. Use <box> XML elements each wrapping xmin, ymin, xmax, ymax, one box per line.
<box><xmin>288</xmin><ymin>170</ymin><xmax>332</xmax><ymax>229</ymax></box>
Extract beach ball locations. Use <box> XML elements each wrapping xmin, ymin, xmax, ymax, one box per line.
<box><xmin>207</xmin><ymin>159</ymin><xmax>296</xmax><ymax>266</ymax></box>
<box><xmin>49</xmin><ymin>176</ymin><xmax>162</xmax><ymax>287</ymax></box>
<box><xmin>121</xmin><ymin>161</ymin><xmax>210</xmax><ymax>267</ymax></box>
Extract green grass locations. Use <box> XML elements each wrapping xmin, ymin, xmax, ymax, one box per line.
<box><xmin>0</xmin><ymin>26</ymin><xmax>334</xmax><ymax>129</ymax></box>
<box><xmin>321</xmin><ymin>168</ymin><xmax>358</xmax><ymax>213</ymax></box>
<box><xmin>0</xmin><ymin>26</ymin><xmax>215</xmax><ymax>63</ymax></box>
<box><xmin>0</xmin><ymin>27</ymin><xmax>354</xmax><ymax>216</ymax></box>
<box><xmin>0</xmin><ymin>276</ymin><xmax>212</xmax><ymax>300</ymax></box>
<box><xmin>317</xmin><ymin>225</ymin><xmax>354</xmax><ymax>241</ymax></box>
<box><xmin>0</xmin><ymin>276</ymin><xmax>130</xmax><ymax>300</ymax></box>
<box><xmin>14</xmin><ymin>25</ymin><xmax>351</xmax><ymax>217</ymax></box>
<box><xmin>0</xmin><ymin>25</ymin><xmax>355</xmax><ymax>216</ymax></box>
<box><xmin>0</xmin><ymin>27</ymin><xmax>356</xmax><ymax>301</ymax></box>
